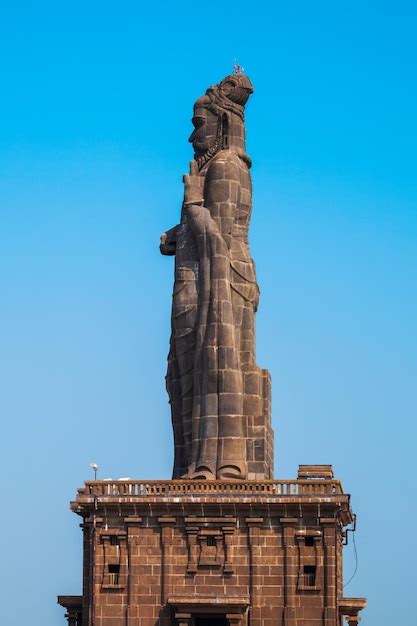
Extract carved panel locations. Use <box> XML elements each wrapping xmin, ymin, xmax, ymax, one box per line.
<box><xmin>99</xmin><ymin>530</ymin><xmax>128</xmax><ymax>589</ymax></box>
<box><xmin>185</xmin><ymin>518</ymin><xmax>236</xmax><ymax>574</ymax></box>
<box><xmin>296</xmin><ymin>532</ymin><xmax>322</xmax><ymax>591</ymax></box>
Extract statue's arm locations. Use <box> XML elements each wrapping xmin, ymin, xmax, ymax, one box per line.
<box><xmin>160</xmin><ymin>225</ymin><xmax>178</xmax><ymax>256</ymax></box>
<box><xmin>204</xmin><ymin>157</ymin><xmax>240</xmax><ymax>248</ymax></box>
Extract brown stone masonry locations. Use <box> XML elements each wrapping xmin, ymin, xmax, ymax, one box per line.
<box><xmin>58</xmin><ymin>466</ymin><xmax>366</xmax><ymax>626</ymax></box>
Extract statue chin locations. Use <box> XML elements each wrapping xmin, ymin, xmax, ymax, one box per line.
<box><xmin>193</xmin><ymin>147</ymin><xmax>207</xmax><ymax>159</ymax></box>
<box><xmin>193</xmin><ymin>139</ymin><xmax>217</xmax><ymax>159</ymax></box>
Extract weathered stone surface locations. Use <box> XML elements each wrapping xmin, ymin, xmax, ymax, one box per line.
<box><xmin>160</xmin><ymin>71</ymin><xmax>273</xmax><ymax>480</ymax></box>
<box><xmin>59</xmin><ymin>469</ymin><xmax>366</xmax><ymax>626</ymax></box>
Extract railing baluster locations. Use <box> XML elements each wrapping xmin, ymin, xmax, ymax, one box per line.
<box><xmin>79</xmin><ymin>479</ymin><xmax>343</xmax><ymax>498</ymax></box>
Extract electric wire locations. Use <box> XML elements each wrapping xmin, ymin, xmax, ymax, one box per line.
<box><xmin>343</xmin><ymin>530</ymin><xmax>358</xmax><ymax>588</ymax></box>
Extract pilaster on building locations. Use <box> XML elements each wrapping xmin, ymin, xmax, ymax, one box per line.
<box><xmin>58</xmin><ymin>464</ymin><xmax>366</xmax><ymax>626</ymax></box>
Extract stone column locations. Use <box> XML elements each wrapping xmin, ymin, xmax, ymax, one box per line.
<box><xmin>80</xmin><ymin>522</ymin><xmax>92</xmax><ymax>626</ymax></box>
<box><xmin>223</xmin><ymin>527</ymin><xmax>235</xmax><ymax>574</ymax></box>
<box><xmin>281</xmin><ymin>518</ymin><xmax>298</xmax><ymax>626</ymax></box>
<box><xmin>159</xmin><ymin>517</ymin><xmax>176</xmax><ymax>605</ymax></box>
<box><xmin>321</xmin><ymin>518</ymin><xmax>337</xmax><ymax>626</ymax></box>
<box><xmin>186</xmin><ymin>527</ymin><xmax>199</xmax><ymax>574</ymax></box>
<box><xmin>342</xmin><ymin>615</ymin><xmax>361</xmax><ymax>626</ymax></box>
<box><xmin>226</xmin><ymin>613</ymin><xmax>244</xmax><ymax>626</ymax></box>
<box><xmin>124</xmin><ymin>517</ymin><xmax>143</xmax><ymax>626</ymax></box>
<box><xmin>87</xmin><ymin>515</ymin><xmax>103</xmax><ymax>626</ymax></box>
<box><xmin>247</xmin><ymin>517</ymin><xmax>263</xmax><ymax>626</ymax></box>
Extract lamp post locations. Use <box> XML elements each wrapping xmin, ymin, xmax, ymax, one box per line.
<box><xmin>90</xmin><ymin>463</ymin><xmax>98</xmax><ymax>481</ymax></box>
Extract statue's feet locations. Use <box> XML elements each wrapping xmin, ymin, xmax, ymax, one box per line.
<box><xmin>188</xmin><ymin>466</ymin><xmax>216</xmax><ymax>480</ymax></box>
<box><xmin>217</xmin><ymin>465</ymin><xmax>246</xmax><ymax>480</ymax></box>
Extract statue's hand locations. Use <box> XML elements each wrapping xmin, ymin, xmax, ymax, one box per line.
<box><xmin>183</xmin><ymin>160</ymin><xmax>204</xmax><ymax>206</ymax></box>
<box><xmin>160</xmin><ymin>227</ymin><xmax>177</xmax><ymax>256</ymax></box>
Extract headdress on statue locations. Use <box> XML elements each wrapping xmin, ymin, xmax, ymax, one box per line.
<box><xmin>195</xmin><ymin>73</ymin><xmax>254</xmax><ymax>120</ymax></box>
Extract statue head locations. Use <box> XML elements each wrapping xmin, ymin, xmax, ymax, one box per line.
<box><xmin>189</xmin><ymin>72</ymin><xmax>254</xmax><ymax>166</ymax></box>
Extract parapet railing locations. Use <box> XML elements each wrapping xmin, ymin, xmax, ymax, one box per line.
<box><xmin>77</xmin><ymin>479</ymin><xmax>344</xmax><ymax>497</ymax></box>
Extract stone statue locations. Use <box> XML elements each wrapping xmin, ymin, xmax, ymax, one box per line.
<box><xmin>161</xmin><ymin>71</ymin><xmax>273</xmax><ymax>480</ymax></box>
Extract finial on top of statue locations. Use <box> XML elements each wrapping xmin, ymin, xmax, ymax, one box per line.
<box><xmin>233</xmin><ymin>60</ymin><xmax>244</xmax><ymax>74</ymax></box>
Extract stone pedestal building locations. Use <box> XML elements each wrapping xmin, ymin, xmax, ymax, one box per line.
<box><xmin>58</xmin><ymin>466</ymin><xmax>365</xmax><ymax>626</ymax></box>
<box><xmin>58</xmin><ymin>71</ymin><xmax>366</xmax><ymax>626</ymax></box>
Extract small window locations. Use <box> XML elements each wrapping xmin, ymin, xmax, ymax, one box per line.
<box><xmin>305</xmin><ymin>536</ymin><xmax>315</xmax><ymax>547</ymax></box>
<box><xmin>303</xmin><ymin>565</ymin><xmax>316</xmax><ymax>586</ymax></box>
<box><xmin>108</xmin><ymin>564</ymin><xmax>120</xmax><ymax>585</ymax></box>
<box><xmin>206</xmin><ymin>536</ymin><xmax>216</xmax><ymax>547</ymax></box>
<box><xmin>110</xmin><ymin>536</ymin><xmax>119</xmax><ymax>546</ymax></box>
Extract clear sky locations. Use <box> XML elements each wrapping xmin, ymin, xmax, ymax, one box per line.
<box><xmin>1</xmin><ymin>2</ymin><xmax>416</xmax><ymax>625</ymax></box>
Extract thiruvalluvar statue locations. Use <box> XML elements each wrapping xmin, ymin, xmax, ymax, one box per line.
<box><xmin>160</xmin><ymin>71</ymin><xmax>273</xmax><ymax>480</ymax></box>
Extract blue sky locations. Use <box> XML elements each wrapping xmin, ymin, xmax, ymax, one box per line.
<box><xmin>1</xmin><ymin>2</ymin><xmax>416</xmax><ymax>625</ymax></box>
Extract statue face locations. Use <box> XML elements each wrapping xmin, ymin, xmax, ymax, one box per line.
<box><xmin>188</xmin><ymin>106</ymin><xmax>219</xmax><ymax>157</ymax></box>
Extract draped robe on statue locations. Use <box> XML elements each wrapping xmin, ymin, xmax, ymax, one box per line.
<box><xmin>167</xmin><ymin>150</ymin><xmax>259</xmax><ymax>479</ymax></box>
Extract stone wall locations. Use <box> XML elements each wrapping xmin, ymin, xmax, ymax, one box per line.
<box><xmin>69</xmin><ymin>471</ymin><xmax>359</xmax><ymax>626</ymax></box>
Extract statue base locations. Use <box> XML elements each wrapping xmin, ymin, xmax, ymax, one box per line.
<box><xmin>58</xmin><ymin>466</ymin><xmax>366</xmax><ymax>626</ymax></box>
